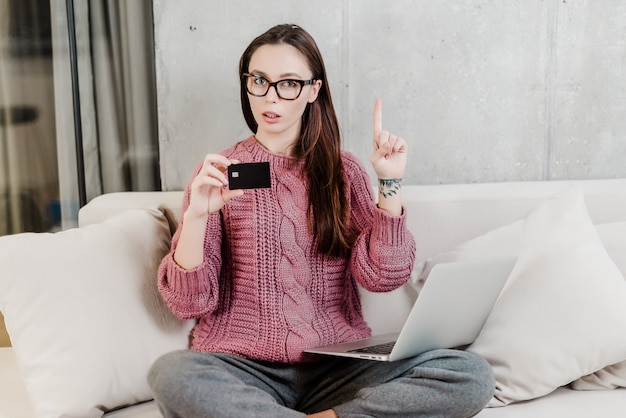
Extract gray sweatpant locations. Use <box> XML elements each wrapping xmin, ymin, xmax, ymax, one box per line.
<box><xmin>148</xmin><ymin>348</ymin><xmax>494</xmax><ymax>418</ymax></box>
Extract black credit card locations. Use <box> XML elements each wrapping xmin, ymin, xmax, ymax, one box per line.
<box><xmin>227</xmin><ymin>162</ymin><xmax>271</xmax><ymax>190</ymax></box>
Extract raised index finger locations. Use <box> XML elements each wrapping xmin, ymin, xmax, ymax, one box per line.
<box><xmin>373</xmin><ymin>98</ymin><xmax>383</xmax><ymax>138</ymax></box>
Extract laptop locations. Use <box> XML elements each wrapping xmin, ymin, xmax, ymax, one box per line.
<box><xmin>305</xmin><ymin>257</ymin><xmax>517</xmax><ymax>361</ymax></box>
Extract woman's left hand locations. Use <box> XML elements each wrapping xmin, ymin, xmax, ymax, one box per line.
<box><xmin>370</xmin><ymin>99</ymin><xmax>408</xmax><ymax>180</ymax></box>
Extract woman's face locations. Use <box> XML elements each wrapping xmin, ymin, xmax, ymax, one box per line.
<box><xmin>246</xmin><ymin>43</ymin><xmax>321</xmax><ymax>155</ymax></box>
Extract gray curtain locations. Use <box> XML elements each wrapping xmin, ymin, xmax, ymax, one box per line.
<box><xmin>88</xmin><ymin>0</ymin><xmax>159</xmax><ymax>193</ymax></box>
<box><xmin>51</xmin><ymin>0</ymin><xmax>159</xmax><ymax>229</ymax></box>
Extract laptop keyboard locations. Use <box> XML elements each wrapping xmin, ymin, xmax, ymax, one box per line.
<box><xmin>348</xmin><ymin>341</ymin><xmax>396</xmax><ymax>354</ymax></box>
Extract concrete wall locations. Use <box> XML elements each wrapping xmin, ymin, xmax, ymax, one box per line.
<box><xmin>153</xmin><ymin>0</ymin><xmax>626</xmax><ymax>190</ymax></box>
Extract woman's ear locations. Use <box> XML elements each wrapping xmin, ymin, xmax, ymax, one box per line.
<box><xmin>307</xmin><ymin>79</ymin><xmax>323</xmax><ymax>103</ymax></box>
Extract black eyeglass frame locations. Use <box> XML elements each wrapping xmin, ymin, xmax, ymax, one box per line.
<box><xmin>243</xmin><ymin>73</ymin><xmax>316</xmax><ymax>100</ymax></box>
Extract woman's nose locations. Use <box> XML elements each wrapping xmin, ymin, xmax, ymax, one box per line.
<box><xmin>264</xmin><ymin>85</ymin><xmax>280</xmax><ymax>102</ymax></box>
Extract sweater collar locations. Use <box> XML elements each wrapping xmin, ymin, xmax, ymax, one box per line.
<box><xmin>243</xmin><ymin>136</ymin><xmax>304</xmax><ymax>170</ymax></box>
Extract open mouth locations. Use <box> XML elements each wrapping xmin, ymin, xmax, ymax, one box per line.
<box><xmin>262</xmin><ymin>112</ymin><xmax>280</xmax><ymax>124</ymax></box>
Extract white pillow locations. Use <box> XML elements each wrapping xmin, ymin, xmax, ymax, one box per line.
<box><xmin>571</xmin><ymin>362</ymin><xmax>626</xmax><ymax>390</ymax></box>
<box><xmin>0</xmin><ymin>208</ymin><xmax>194</xmax><ymax>417</ymax></box>
<box><xmin>569</xmin><ymin>221</ymin><xmax>626</xmax><ymax>390</ymax></box>
<box><xmin>415</xmin><ymin>188</ymin><xmax>626</xmax><ymax>406</ymax></box>
<box><xmin>414</xmin><ymin>216</ymin><xmax>626</xmax><ymax>394</ymax></box>
<box><xmin>595</xmin><ymin>221</ymin><xmax>626</xmax><ymax>285</ymax></box>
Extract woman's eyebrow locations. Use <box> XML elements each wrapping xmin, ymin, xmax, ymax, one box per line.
<box><xmin>279</xmin><ymin>72</ymin><xmax>303</xmax><ymax>78</ymax></box>
<box><xmin>248</xmin><ymin>70</ymin><xmax>304</xmax><ymax>79</ymax></box>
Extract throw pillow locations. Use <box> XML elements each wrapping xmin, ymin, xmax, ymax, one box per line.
<box><xmin>571</xmin><ymin>362</ymin><xmax>626</xmax><ymax>390</ymax></box>
<box><xmin>414</xmin><ymin>188</ymin><xmax>626</xmax><ymax>406</ymax></box>
<box><xmin>595</xmin><ymin>221</ymin><xmax>626</xmax><ymax>284</ymax></box>
<box><xmin>413</xmin><ymin>215</ymin><xmax>626</xmax><ymax>394</ymax></box>
<box><xmin>0</xmin><ymin>208</ymin><xmax>194</xmax><ymax>417</ymax></box>
<box><xmin>569</xmin><ymin>221</ymin><xmax>626</xmax><ymax>390</ymax></box>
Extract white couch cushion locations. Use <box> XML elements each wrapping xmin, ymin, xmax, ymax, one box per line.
<box><xmin>0</xmin><ymin>208</ymin><xmax>193</xmax><ymax>418</ymax></box>
<box><xmin>415</xmin><ymin>188</ymin><xmax>626</xmax><ymax>406</ymax></box>
<box><xmin>475</xmin><ymin>387</ymin><xmax>626</xmax><ymax>417</ymax></box>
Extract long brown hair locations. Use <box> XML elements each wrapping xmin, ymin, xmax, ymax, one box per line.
<box><xmin>239</xmin><ymin>24</ymin><xmax>355</xmax><ymax>258</ymax></box>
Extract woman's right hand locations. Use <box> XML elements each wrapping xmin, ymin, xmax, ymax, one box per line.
<box><xmin>174</xmin><ymin>154</ymin><xmax>243</xmax><ymax>269</ymax></box>
<box><xmin>185</xmin><ymin>154</ymin><xmax>244</xmax><ymax>220</ymax></box>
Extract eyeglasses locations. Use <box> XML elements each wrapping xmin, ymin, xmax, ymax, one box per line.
<box><xmin>243</xmin><ymin>73</ymin><xmax>316</xmax><ymax>100</ymax></box>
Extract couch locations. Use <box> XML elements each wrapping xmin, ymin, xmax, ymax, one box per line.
<box><xmin>1</xmin><ymin>179</ymin><xmax>626</xmax><ymax>417</ymax></box>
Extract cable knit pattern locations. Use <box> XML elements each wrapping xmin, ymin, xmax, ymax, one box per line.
<box><xmin>157</xmin><ymin>136</ymin><xmax>416</xmax><ymax>363</ymax></box>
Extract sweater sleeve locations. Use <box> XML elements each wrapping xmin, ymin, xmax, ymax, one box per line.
<box><xmin>157</xmin><ymin>163</ymin><xmax>223</xmax><ymax>320</ymax></box>
<box><xmin>344</xmin><ymin>154</ymin><xmax>417</xmax><ymax>292</ymax></box>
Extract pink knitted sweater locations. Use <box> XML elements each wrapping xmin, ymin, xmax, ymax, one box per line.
<box><xmin>158</xmin><ymin>137</ymin><xmax>416</xmax><ymax>363</ymax></box>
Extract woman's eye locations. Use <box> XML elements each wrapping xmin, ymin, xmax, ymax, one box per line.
<box><xmin>280</xmin><ymin>80</ymin><xmax>298</xmax><ymax>89</ymax></box>
<box><xmin>254</xmin><ymin>77</ymin><xmax>267</xmax><ymax>85</ymax></box>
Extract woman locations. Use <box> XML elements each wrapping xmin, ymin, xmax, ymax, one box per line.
<box><xmin>148</xmin><ymin>24</ymin><xmax>494</xmax><ymax>417</ymax></box>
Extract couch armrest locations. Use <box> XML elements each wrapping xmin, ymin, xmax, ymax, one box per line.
<box><xmin>79</xmin><ymin>191</ymin><xmax>184</xmax><ymax>227</ymax></box>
